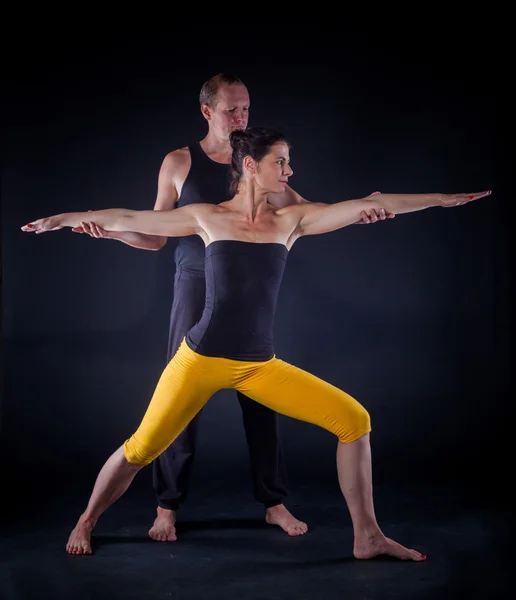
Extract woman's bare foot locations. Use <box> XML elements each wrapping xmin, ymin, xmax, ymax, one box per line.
<box><xmin>148</xmin><ymin>507</ymin><xmax>177</xmax><ymax>542</ymax></box>
<box><xmin>265</xmin><ymin>504</ymin><xmax>308</xmax><ymax>536</ymax></box>
<box><xmin>66</xmin><ymin>516</ymin><xmax>96</xmax><ymax>555</ymax></box>
<box><xmin>354</xmin><ymin>532</ymin><xmax>426</xmax><ymax>561</ymax></box>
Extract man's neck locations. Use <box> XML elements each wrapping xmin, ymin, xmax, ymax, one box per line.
<box><xmin>199</xmin><ymin>132</ymin><xmax>232</xmax><ymax>164</ymax></box>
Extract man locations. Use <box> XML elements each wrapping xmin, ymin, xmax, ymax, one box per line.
<box><xmin>74</xmin><ymin>73</ymin><xmax>389</xmax><ymax>542</ymax></box>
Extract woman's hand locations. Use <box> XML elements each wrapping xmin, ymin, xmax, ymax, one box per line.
<box><xmin>21</xmin><ymin>215</ymin><xmax>64</xmax><ymax>234</ymax></box>
<box><xmin>438</xmin><ymin>190</ymin><xmax>492</xmax><ymax>207</ymax></box>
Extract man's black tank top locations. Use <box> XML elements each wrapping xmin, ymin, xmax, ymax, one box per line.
<box><xmin>186</xmin><ymin>240</ymin><xmax>289</xmax><ymax>361</ymax></box>
<box><xmin>175</xmin><ymin>141</ymin><xmax>231</xmax><ymax>271</ymax></box>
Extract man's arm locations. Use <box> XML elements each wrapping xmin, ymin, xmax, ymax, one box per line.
<box><xmin>71</xmin><ymin>149</ymin><xmax>189</xmax><ymax>250</ymax></box>
<box><xmin>283</xmin><ymin>190</ymin><xmax>491</xmax><ymax>238</ymax></box>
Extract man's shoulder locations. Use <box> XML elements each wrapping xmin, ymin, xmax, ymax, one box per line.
<box><xmin>159</xmin><ymin>146</ymin><xmax>193</xmax><ymax>185</ymax></box>
<box><xmin>163</xmin><ymin>145</ymin><xmax>191</xmax><ymax>168</ymax></box>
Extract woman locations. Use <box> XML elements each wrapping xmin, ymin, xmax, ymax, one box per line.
<box><xmin>22</xmin><ymin>126</ymin><xmax>491</xmax><ymax>560</ymax></box>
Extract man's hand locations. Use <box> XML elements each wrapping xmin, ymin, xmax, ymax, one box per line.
<box><xmin>68</xmin><ymin>209</ymin><xmax>118</xmax><ymax>239</ymax></box>
<box><xmin>72</xmin><ymin>221</ymin><xmax>115</xmax><ymax>239</ymax></box>
<box><xmin>356</xmin><ymin>191</ymin><xmax>395</xmax><ymax>224</ymax></box>
<box><xmin>358</xmin><ymin>208</ymin><xmax>395</xmax><ymax>224</ymax></box>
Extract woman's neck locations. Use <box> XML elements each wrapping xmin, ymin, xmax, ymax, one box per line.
<box><xmin>231</xmin><ymin>184</ymin><xmax>270</xmax><ymax>220</ymax></box>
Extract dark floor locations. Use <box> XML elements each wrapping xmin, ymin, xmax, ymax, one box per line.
<box><xmin>0</xmin><ymin>472</ymin><xmax>511</xmax><ymax>600</ymax></box>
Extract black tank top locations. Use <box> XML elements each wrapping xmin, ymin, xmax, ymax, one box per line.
<box><xmin>186</xmin><ymin>240</ymin><xmax>289</xmax><ymax>361</ymax></box>
<box><xmin>175</xmin><ymin>142</ymin><xmax>231</xmax><ymax>271</ymax></box>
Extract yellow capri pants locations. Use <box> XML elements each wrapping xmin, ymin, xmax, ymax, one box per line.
<box><xmin>124</xmin><ymin>339</ymin><xmax>371</xmax><ymax>466</ymax></box>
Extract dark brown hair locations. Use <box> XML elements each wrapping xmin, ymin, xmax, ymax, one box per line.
<box><xmin>228</xmin><ymin>127</ymin><xmax>291</xmax><ymax>195</ymax></box>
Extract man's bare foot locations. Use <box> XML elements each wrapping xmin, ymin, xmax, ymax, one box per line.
<box><xmin>148</xmin><ymin>507</ymin><xmax>177</xmax><ymax>542</ymax></box>
<box><xmin>354</xmin><ymin>532</ymin><xmax>426</xmax><ymax>561</ymax></box>
<box><xmin>265</xmin><ymin>504</ymin><xmax>308</xmax><ymax>536</ymax></box>
<box><xmin>66</xmin><ymin>516</ymin><xmax>95</xmax><ymax>555</ymax></box>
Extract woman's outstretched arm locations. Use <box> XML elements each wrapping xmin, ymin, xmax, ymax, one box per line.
<box><xmin>286</xmin><ymin>190</ymin><xmax>491</xmax><ymax>237</ymax></box>
<box><xmin>21</xmin><ymin>204</ymin><xmax>212</xmax><ymax>238</ymax></box>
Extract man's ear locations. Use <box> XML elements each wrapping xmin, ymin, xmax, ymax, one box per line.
<box><xmin>200</xmin><ymin>104</ymin><xmax>212</xmax><ymax>121</ymax></box>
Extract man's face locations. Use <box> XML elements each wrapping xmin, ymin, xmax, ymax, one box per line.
<box><xmin>202</xmin><ymin>83</ymin><xmax>250</xmax><ymax>138</ymax></box>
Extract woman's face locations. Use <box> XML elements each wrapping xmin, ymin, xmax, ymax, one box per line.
<box><xmin>253</xmin><ymin>142</ymin><xmax>293</xmax><ymax>193</ymax></box>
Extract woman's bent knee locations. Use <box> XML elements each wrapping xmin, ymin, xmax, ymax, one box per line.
<box><xmin>123</xmin><ymin>436</ymin><xmax>158</xmax><ymax>467</ymax></box>
<box><xmin>336</xmin><ymin>405</ymin><xmax>371</xmax><ymax>444</ymax></box>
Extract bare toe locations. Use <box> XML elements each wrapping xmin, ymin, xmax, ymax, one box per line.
<box><xmin>265</xmin><ymin>506</ymin><xmax>308</xmax><ymax>537</ymax></box>
<box><xmin>354</xmin><ymin>534</ymin><xmax>426</xmax><ymax>561</ymax></box>
<box><xmin>149</xmin><ymin>509</ymin><xmax>177</xmax><ymax>542</ymax></box>
<box><xmin>66</xmin><ymin>521</ymin><xmax>93</xmax><ymax>555</ymax></box>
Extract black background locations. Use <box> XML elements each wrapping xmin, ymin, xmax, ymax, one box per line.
<box><xmin>2</xmin><ymin>30</ymin><xmax>508</xmax><ymax>519</ymax></box>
